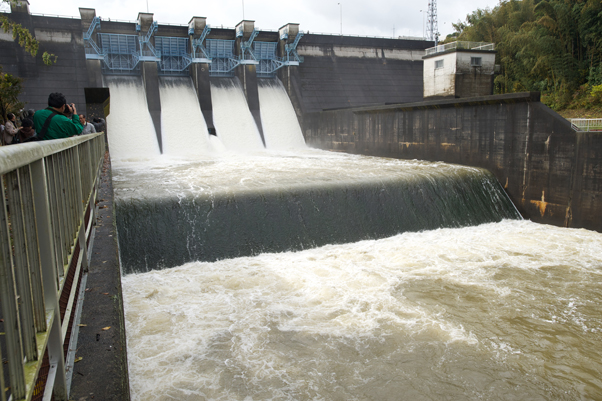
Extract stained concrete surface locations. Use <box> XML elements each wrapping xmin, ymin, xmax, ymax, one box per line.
<box><xmin>69</xmin><ymin>152</ymin><xmax>130</xmax><ymax>401</ymax></box>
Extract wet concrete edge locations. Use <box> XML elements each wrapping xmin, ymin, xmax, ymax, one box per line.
<box><xmin>70</xmin><ymin>151</ymin><xmax>131</xmax><ymax>401</ymax></box>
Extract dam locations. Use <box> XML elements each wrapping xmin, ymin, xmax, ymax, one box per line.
<box><xmin>107</xmin><ymin>77</ymin><xmax>602</xmax><ymax>400</ymax></box>
<box><xmin>0</xmin><ymin>3</ymin><xmax>601</xmax><ymax>401</ymax></box>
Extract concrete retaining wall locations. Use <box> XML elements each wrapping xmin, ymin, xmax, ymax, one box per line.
<box><xmin>300</xmin><ymin>92</ymin><xmax>602</xmax><ymax>232</ymax></box>
<box><xmin>285</xmin><ymin>34</ymin><xmax>431</xmax><ymax>115</ymax></box>
<box><xmin>0</xmin><ymin>12</ymin><xmax>91</xmax><ymax>113</ymax></box>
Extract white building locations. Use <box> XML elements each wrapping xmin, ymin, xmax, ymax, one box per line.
<box><xmin>423</xmin><ymin>42</ymin><xmax>496</xmax><ymax>99</ymax></box>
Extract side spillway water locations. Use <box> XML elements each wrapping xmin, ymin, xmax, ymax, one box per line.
<box><xmin>158</xmin><ymin>76</ymin><xmax>215</xmax><ymax>156</ymax></box>
<box><xmin>258</xmin><ymin>79</ymin><xmax>307</xmax><ymax>150</ymax></box>
<box><xmin>114</xmin><ymin>155</ymin><xmax>520</xmax><ymax>273</ymax></box>
<box><xmin>105</xmin><ymin>76</ymin><xmax>161</xmax><ymax>160</ymax></box>
<box><xmin>210</xmin><ymin>77</ymin><xmax>264</xmax><ymax>151</ymax></box>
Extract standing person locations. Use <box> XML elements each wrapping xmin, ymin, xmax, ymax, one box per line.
<box><xmin>18</xmin><ymin>118</ymin><xmax>37</xmax><ymax>142</ymax></box>
<box><xmin>79</xmin><ymin>114</ymin><xmax>96</xmax><ymax>135</ymax></box>
<box><xmin>33</xmin><ymin>93</ymin><xmax>83</xmax><ymax>140</ymax></box>
<box><xmin>3</xmin><ymin>112</ymin><xmax>18</xmax><ymax>145</ymax></box>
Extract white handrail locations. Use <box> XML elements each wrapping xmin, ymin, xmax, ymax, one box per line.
<box><xmin>425</xmin><ymin>41</ymin><xmax>495</xmax><ymax>56</ymax></box>
<box><xmin>569</xmin><ymin>118</ymin><xmax>602</xmax><ymax>132</ymax></box>
<box><xmin>0</xmin><ymin>133</ymin><xmax>104</xmax><ymax>401</ymax></box>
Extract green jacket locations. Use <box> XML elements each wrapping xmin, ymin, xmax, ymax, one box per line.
<box><xmin>33</xmin><ymin>108</ymin><xmax>83</xmax><ymax>140</ymax></box>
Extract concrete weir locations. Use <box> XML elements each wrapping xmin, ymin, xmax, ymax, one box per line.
<box><xmin>113</xmin><ymin>157</ymin><xmax>521</xmax><ymax>273</ymax></box>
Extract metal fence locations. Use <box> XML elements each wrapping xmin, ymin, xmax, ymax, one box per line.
<box><xmin>570</xmin><ymin>118</ymin><xmax>602</xmax><ymax>132</ymax></box>
<box><xmin>425</xmin><ymin>41</ymin><xmax>495</xmax><ymax>56</ymax></box>
<box><xmin>0</xmin><ymin>133</ymin><xmax>105</xmax><ymax>401</ymax></box>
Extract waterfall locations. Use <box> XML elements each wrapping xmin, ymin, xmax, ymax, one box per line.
<box><xmin>104</xmin><ymin>76</ymin><xmax>161</xmax><ymax>161</ymax></box>
<box><xmin>258</xmin><ymin>78</ymin><xmax>306</xmax><ymax>150</ymax></box>
<box><xmin>158</xmin><ymin>77</ymin><xmax>217</xmax><ymax>157</ymax></box>
<box><xmin>210</xmin><ymin>77</ymin><xmax>264</xmax><ymax>152</ymax></box>
<box><xmin>114</xmin><ymin>155</ymin><xmax>521</xmax><ymax>273</ymax></box>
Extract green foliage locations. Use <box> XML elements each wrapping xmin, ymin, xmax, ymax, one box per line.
<box><xmin>0</xmin><ymin>3</ymin><xmax>56</xmax><ymax>66</ymax></box>
<box><xmin>0</xmin><ymin>66</ymin><xmax>25</xmax><ymax>121</ymax></box>
<box><xmin>452</xmin><ymin>0</ymin><xmax>602</xmax><ymax>110</ymax></box>
<box><xmin>0</xmin><ymin>0</ymin><xmax>57</xmax><ymax>124</ymax></box>
<box><xmin>590</xmin><ymin>84</ymin><xmax>602</xmax><ymax>104</ymax></box>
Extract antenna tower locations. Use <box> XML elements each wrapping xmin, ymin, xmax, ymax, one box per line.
<box><xmin>426</xmin><ymin>0</ymin><xmax>439</xmax><ymax>44</ymax></box>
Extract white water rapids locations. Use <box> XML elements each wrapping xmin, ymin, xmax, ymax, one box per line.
<box><xmin>123</xmin><ymin>220</ymin><xmax>602</xmax><ymax>400</ymax></box>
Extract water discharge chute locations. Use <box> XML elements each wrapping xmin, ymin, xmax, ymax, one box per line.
<box><xmin>105</xmin><ymin>76</ymin><xmax>161</xmax><ymax>160</ymax></box>
<box><xmin>210</xmin><ymin>77</ymin><xmax>265</xmax><ymax>151</ymax></box>
<box><xmin>158</xmin><ymin>76</ymin><xmax>216</xmax><ymax>156</ymax></box>
<box><xmin>258</xmin><ymin>79</ymin><xmax>306</xmax><ymax>150</ymax></box>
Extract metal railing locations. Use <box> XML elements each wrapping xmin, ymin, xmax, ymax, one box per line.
<box><xmin>303</xmin><ymin>31</ymin><xmax>426</xmax><ymax>41</ymax></box>
<box><xmin>570</xmin><ymin>118</ymin><xmax>602</xmax><ymax>132</ymax></box>
<box><xmin>425</xmin><ymin>41</ymin><xmax>495</xmax><ymax>56</ymax></box>
<box><xmin>0</xmin><ymin>133</ymin><xmax>105</xmax><ymax>401</ymax></box>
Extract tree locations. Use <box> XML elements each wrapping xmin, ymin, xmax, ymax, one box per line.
<box><xmin>0</xmin><ymin>66</ymin><xmax>24</xmax><ymax>122</ymax></box>
<box><xmin>0</xmin><ymin>0</ymin><xmax>56</xmax><ymax>65</ymax></box>
<box><xmin>0</xmin><ymin>1</ymin><xmax>56</xmax><ymax>122</ymax></box>
<box><xmin>449</xmin><ymin>0</ymin><xmax>602</xmax><ymax>110</ymax></box>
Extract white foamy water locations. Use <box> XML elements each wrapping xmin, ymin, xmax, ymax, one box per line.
<box><xmin>159</xmin><ymin>77</ymin><xmax>220</xmax><ymax>157</ymax></box>
<box><xmin>210</xmin><ymin>77</ymin><xmax>265</xmax><ymax>151</ymax></box>
<box><xmin>110</xmin><ymin>149</ymin><xmax>481</xmax><ymax>201</ymax></box>
<box><xmin>104</xmin><ymin>76</ymin><xmax>161</xmax><ymax>161</ymax></box>
<box><xmin>258</xmin><ymin>79</ymin><xmax>306</xmax><ymax>150</ymax></box>
<box><xmin>123</xmin><ymin>220</ymin><xmax>602</xmax><ymax>400</ymax></box>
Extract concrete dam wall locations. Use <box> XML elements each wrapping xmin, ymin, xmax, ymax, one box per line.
<box><xmin>1</xmin><ymin>9</ymin><xmax>600</xmax><ymax>232</ymax></box>
<box><xmin>300</xmin><ymin>93</ymin><xmax>602</xmax><ymax>232</ymax></box>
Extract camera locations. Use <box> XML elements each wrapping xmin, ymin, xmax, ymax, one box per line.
<box><xmin>64</xmin><ymin>103</ymin><xmax>75</xmax><ymax>115</ymax></box>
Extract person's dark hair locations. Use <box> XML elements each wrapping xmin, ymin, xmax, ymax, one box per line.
<box><xmin>21</xmin><ymin>118</ymin><xmax>33</xmax><ymax>128</ymax></box>
<box><xmin>48</xmin><ymin>92</ymin><xmax>67</xmax><ymax>108</ymax></box>
<box><xmin>7</xmin><ymin>113</ymin><xmax>14</xmax><ymax>120</ymax></box>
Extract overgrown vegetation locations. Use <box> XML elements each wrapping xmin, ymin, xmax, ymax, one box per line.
<box><xmin>0</xmin><ymin>66</ymin><xmax>24</xmax><ymax>120</ymax></box>
<box><xmin>447</xmin><ymin>0</ymin><xmax>602</xmax><ymax>114</ymax></box>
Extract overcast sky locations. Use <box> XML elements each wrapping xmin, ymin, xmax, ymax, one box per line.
<box><xmin>18</xmin><ymin>0</ymin><xmax>501</xmax><ymax>39</ymax></box>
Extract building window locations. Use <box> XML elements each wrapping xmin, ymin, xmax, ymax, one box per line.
<box><xmin>435</xmin><ymin>59</ymin><xmax>444</xmax><ymax>69</ymax></box>
<box><xmin>471</xmin><ymin>57</ymin><xmax>482</xmax><ymax>67</ymax></box>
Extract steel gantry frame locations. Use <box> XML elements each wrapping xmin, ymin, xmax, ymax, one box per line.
<box><xmin>255</xmin><ymin>31</ymin><xmax>304</xmax><ymax>77</ymax></box>
<box><xmin>83</xmin><ymin>18</ymin><xmax>304</xmax><ymax>77</ymax></box>
<box><xmin>137</xmin><ymin>20</ymin><xmax>161</xmax><ymax>61</ymax></box>
<box><xmin>240</xmin><ymin>28</ymin><xmax>259</xmax><ymax>64</ymax></box>
<box><xmin>191</xmin><ymin>25</ymin><xmax>212</xmax><ymax>61</ymax></box>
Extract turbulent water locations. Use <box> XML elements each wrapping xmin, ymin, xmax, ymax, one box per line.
<box><xmin>210</xmin><ymin>77</ymin><xmax>264</xmax><ymax>151</ymax></box>
<box><xmin>112</xmin><ymin>150</ymin><xmax>520</xmax><ymax>272</ymax></box>
<box><xmin>123</xmin><ymin>220</ymin><xmax>602</xmax><ymax>400</ymax></box>
<box><xmin>104</xmin><ymin>76</ymin><xmax>161</xmax><ymax>160</ymax></box>
<box><xmin>258</xmin><ymin>79</ymin><xmax>306</xmax><ymax>150</ymax></box>
<box><xmin>159</xmin><ymin>77</ymin><xmax>217</xmax><ymax>156</ymax></box>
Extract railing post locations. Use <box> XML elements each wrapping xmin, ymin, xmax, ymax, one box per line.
<box><xmin>6</xmin><ymin>170</ymin><xmax>38</xmax><ymax>362</ymax></box>
<box><xmin>30</xmin><ymin>159</ymin><xmax>68</xmax><ymax>400</ymax></box>
<box><xmin>0</xmin><ymin>175</ymin><xmax>26</xmax><ymax>399</ymax></box>
<box><xmin>0</xmin><ymin>344</ymin><xmax>5</xmax><ymax>401</ymax></box>
<box><xmin>45</xmin><ymin>156</ymin><xmax>64</xmax><ymax>280</ymax></box>
<box><xmin>19</xmin><ymin>165</ymin><xmax>47</xmax><ymax>332</ymax></box>
<box><xmin>74</xmin><ymin>145</ymin><xmax>89</xmax><ymax>272</ymax></box>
